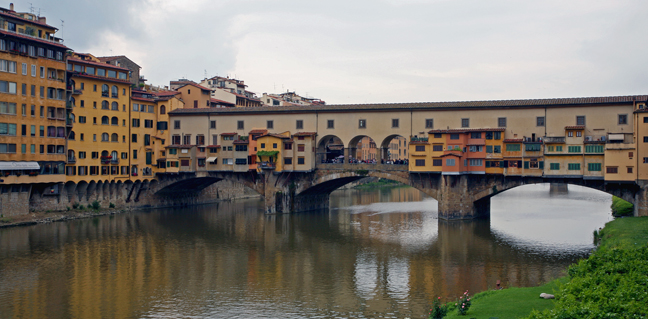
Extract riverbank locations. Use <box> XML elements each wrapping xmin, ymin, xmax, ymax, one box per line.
<box><xmin>352</xmin><ymin>178</ymin><xmax>408</xmax><ymax>189</ymax></box>
<box><xmin>440</xmin><ymin>216</ymin><xmax>648</xmax><ymax>319</ymax></box>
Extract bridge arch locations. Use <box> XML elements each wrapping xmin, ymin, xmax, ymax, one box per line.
<box><xmin>317</xmin><ymin>134</ymin><xmax>345</xmax><ymax>163</ymax></box>
<box><xmin>348</xmin><ymin>135</ymin><xmax>378</xmax><ymax>163</ymax></box>
<box><xmin>297</xmin><ymin>170</ymin><xmax>425</xmax><ymax>198</ymax></box>
<box><xmin>380</xmin><ymin>134</ymin><xmax>408</xmax><ymax>162</ymax></box>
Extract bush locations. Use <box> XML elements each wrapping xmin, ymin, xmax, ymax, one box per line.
<box><xmin>90</xmin><ymin>200</ymin><xmax>100</xmax><ymax>210</ymax></box>
<box><xmin>457</xmin><ymin>291</ymin><xmax>472</xmax><ymax>315</ymax></box>
<box><xmin>72</xmin><ymin>202</ymin><xmax>79</xmax><ymax>209</ymax></box>
<box><xmin>526</xmin><ymin>245</ymin><xmax>648</xmax><ymax>318</ymax></box>
<box><xmin>611</xmin><ymin>196</ymin><xmax>633</xmax><ymax>217</ymax></box>
<box><xmin>109</xmin><ymin>202</ymin><xmax>115</xmax><ymax>208</ymax></box>
<box><xmin>78</xmin><ymin>204</ymin><xmax>85</xmax><ymax>210</ymax></box>
<box><xmin>429</xmin><ymin>297</ymin><xmax>448</xmax><ymax>319</ymax></box>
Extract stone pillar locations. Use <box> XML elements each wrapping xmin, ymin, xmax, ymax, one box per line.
<box><xmin>549</xmin><ymin>183</ymin><xmax>568</xmax><ymax>194</ymax></box>
<box><xmin>344</xmin><ymin>148</ymin><xmax>351</xmax><ymax>163</ymax></box>
<box><xmin>634</xmin><ymin>181</ymin><xmax>648</xmax><ymax>217</ymax></box>
<box><xmin>437</xmin><ymin>175</ymin><xmax>491</xmax><ymax>220</ymax></box>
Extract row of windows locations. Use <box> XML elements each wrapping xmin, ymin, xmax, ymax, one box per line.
<box><xmin>66</xmin><ymin>166</ymin><xmax>131</xmax><ymax>176</ymax></box>
<box><xmin>68</xmin><ymin>150</ymin><xmax>128</xmax><ymax>160</ymax></box>
<box><xmin>0</xmin><ymin>123</ymin><xmax>66</xmax><ymax>138</ymax></box>
<box><xmin>68</xmin><ymin>64</ymin><xmax>128</xmax><ymax>80</ymax></box>
<box><xmin>0</xmin><ymin>143</ymin><xmax>64</xmax><ymax>154</ymax></box>
<box><xmin>0</xmin><ymin>39</ymin><xmax>65</xmax><ymax>61</ymax></box>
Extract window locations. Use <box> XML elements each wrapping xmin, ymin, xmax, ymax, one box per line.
<box><xmin>0</xmin><ymin>81</ymin><xmax>17</xmax><ymax>94</ymax></box>
<box><xmin>426</xmin><ymin>119</ymin><xmax>433</xmax><ymax>129</ymax></box>
<box><xmin>618</xmin><ymin>114</ymin><xmax>627</xmax><ymax>125</ymax></box>
<box><xmin>576</xmin><ymin>131</ymin><xmax>582</xmax><ymax>137</ymax></box>
<box><xmin>585</xmin><ymin>145</ymin><xmax>604</xmax><ymax>153</ymax></box>
<box><xmin>470</xmin><ymin>132</ymin><xmax>481</xmax><ymax>139</ymax></box>
<box><xmin>273</xmin><ymin>143</ymin><xmax>278</xmax><ymax>149</ymax></box>
<box><xmin>144</xmin><ymin>119</ymin><xmax>153</xmax><ymax>128</ymax></box>
<box><xmin>133</xmin><ymin>150</ymin><xmax>138</xmax><ymax>160</ymax></box>
<box><xmin>284</xmin><ymin>143</ymin><xmax>293</xmax><ymax>150</ymax></box>
<box><xmin>297</xmin><ymin>157</ymin><xmax>305</xmax><ymax>165</ymax></box>
<box><xmin>101</xmin><ymin>133</ymin><xmax>109</xmax><ymax>142</ymax></box>
<box><xmin>450</xmin><ymin>134</ymin><xmax>459</xmax><ymax>140</ymax></box>
<box><xmin>525</xmin><ymin>144</ymin><xmax>541</xmax><ymax>151</ymax></box>
<box><xmin>160</xmin><ymin>105</ymin><xmax>166</xmax><ymax>114</ymax></box>
<box><xmin>568</xmin><ymin>146</ymin><xmax>581</xmax><ymax>153</ymax></box>
<box><xmin>588</xmin><ymin>163</ymin><xmax>601</xmax><ymax>171</ymax></box>
<box><xmin>446</xmin><ymin>158</ymin><xmax>456</xmax><ymax>166</ymax></box>
<box><xmin>498</xmin><ymin>117</ymin><xmax>506</xmax><ymax>127</ymax></box>
<box><xmin>284</xmin><ymin>158</ymin><xmax>293</xmax><ymax>165</ymax></box>
<box><xmin>359</xmin><ymin>119</ymin><xmax>366</xmax><ymax>129</ymax></box>
<box><xmin>210</xmin><ymin>120</ymin><xmax>216</xmax><ymax>129</ymax></box>
<box><xmin>327</xmin><ymin>120</ymin><xmax>334</xmax><ymax>129</ymax></box>
<box><xmin>607</xmin><ymin>167</ymin><xmax>618</xmax><ymax>174</ymax></box>
<box><xmin>260</xmin><ymin>143</ymin><xmax>265</xmax><ymax>148</ymax></box>
<box><xmin>40</xmin><ymin>66</ymin><xmax>44</xmax><ymax>78</ymax></box>
<box><xmin>111</xmin><ymin>133</ymin><xmax>118</xmax><ymax>142</ymax></box>
<box><xmin>433</xmin><ymin>145</ymin><xmax>443</xmax><ymax>151</ymax></box>
<box><xmin>132</xmin><ymin>134</ymin><xmax>138</xmax><ymax>143</ymax></box>
<box><xmin>433</xmin><ymin>159</ymin><xmax>442</xmax><ymax>166</ymax></box>
<box><xmin>627</xmin><ymin>167</ymin><xmax>633</xmax><ymax>173</ymax></box>
<box><xmin>469</xmin><ymin>159</ymin><xmax>483</xmax><ymax>166</ymax></box>
<box><xmin>174</xmin><ymin>120</ymin><xmax>181</xmax><ymax>129</ymax></box>
<box><xmin>79</xmin><ymin>116</ymin><xmax>86</xmax><ymax>124</ymax></box>
<box><xmin>298</xmin><ymin>144</ymin><xmax>305</xmax><ymax>152</ymax></box>
<box><xmin>506</xmin><ymin>144</ymin><xmax>520</xmax><ymax>151</ymax></box>
<box><xmin>576</xmin><ymin>116</ymin><xmax>585</xmax><ymax>126</ymax></box>
<box><xmin>568</xmin><ymin>163</ymin><xmax>581</xmax><ymax>170</ymax></box>
<box><xmin>392</xmin><ymin>119</ymin><xmax>399</xmax><ymax>128</ymax></box>
<box><xmin>461</xmin><ymin>118</ymin><xmax>469</xmax><ymax>128</ymax></box>
<box><xmin>494</xmin><ymin>145</ymin><xmax>501</xmax><ymax>153</ymax></box>
<box><xmin>296</xmin><ymin>120</ymin><xmax>303</xmax><ymax>129</ymax></box>
<box><xmin>237</xmin><ymin>121</ymin><xmax>244</xmax><ymax>130</ymax></box>
<box><xmin>183</xmin><ymin>135</ymin><xmax>191</xmax><ymax>145</ymax></box>
<box><xmin>0</xmin><ymin>102</ymin><xmax>17</xmax><ymax>114</ymax></box>
<box><xmin>144</xmin><ymin>134</ymin><xmax>151</xmax><ymax>146</ymax></box>
<box><xmin>101</xmin><ymin>116</ymin><xmax>109</xmax><ymax>125</ymax></box>
<box><xmin>267</xmin><ymin>120</ymin><xmax>273</xmax><ymax>129</ymax></box>
<box><xmin>556</xmin><ymin>145</ymin><xmax>563</xmax><ymax>152</ymax></box>
<box><xmin>196</xmin><ymin>135</ymin><xmax>205</xmax><ymax>145</ymax></box>
<box><xmin>111</xmin><ymin>102</ymin><xmax>118</xmax><ymax>111</ymax></box>
<box><xmin>415</xmin><ymin>145</ymin><xmax>425</xmax><ymax>152</ymax></box>
<box><xmin>235</xmin><ymin>158</ymin><xmax>247</xmax><ymax>165</ymax></box>
<box><xmin>486</xmin><ymin>145</ymin><xmax>493</xmax><ymax>153</ymax></box>
<box><xmin>415</xmin><ymin>159</ymin><xmax>425</xmax><ymax>166</ymax></box>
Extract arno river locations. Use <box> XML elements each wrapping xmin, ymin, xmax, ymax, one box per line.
<box><xmin>0</xmin><ymin>184</ymin><xmax>612</xmax><ymax>318</ymax></box>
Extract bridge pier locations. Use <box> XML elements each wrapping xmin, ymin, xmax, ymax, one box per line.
<box><xmin>436</xmin><ymin>175</ymin><xmax>491</xmax><ymax>220</ymax></box>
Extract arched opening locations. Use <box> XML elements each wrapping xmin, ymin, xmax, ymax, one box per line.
<box><xmin>101</xmin><ymin>116</ymin><xmax>109</xmax><ymax>125</ymax></box>
<box><xmin>110</xmin><ymin>133</ymin><xmax>118</xmax><ymax>142</ymax></box>
<box><xmin>101</xmin><ymin>84</ymin><xmax>109</xmax><ymax>97</ymax></box>
<box><xmin>111</xmin><ymin>101</ymin><xmax>118</xmax><ymax>111</ymax></box>
<box><xmin>111</xmin><ymin>116</ymin><xmax>118</xmax><ymax>125</ymax></box>
<box><xmin>381</xmin><ymin>134</ymin><xmax>408</xmax><ymax>165</ymax></box>
<box><xmin>348</xmin><ymin>135</ymin><xmax>378</xmax><ymax>164</ymax></box>
<box><xmin>101</xmin><ymin>133</ymin><xmax>109</xmax><ymax>142</ymax></box>
<box><xmin>101</xmin><ymin>100</ymin><xmax>109</xmax><ymax>110</ymax></box>
<box><xmin>68</xmin><ymin>130</ymin><xmax>76</xmax><ymax>140</ymax></box>
<box><xmin>111</xmin><ymin>85</ymin><xmax>118</xmax><ymax>98</ymax></box>
<box><xmin>160</xmin><ymin>105</ymin><xmax>166</xmax><ymax>114</ymax></box>
<box><xmin>317</xmin><ymin>134</ymin><xmax>345</xmax><ymax>163</ymax></box>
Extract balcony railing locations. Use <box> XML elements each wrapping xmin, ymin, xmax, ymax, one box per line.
<box><xmin>111</xmin><ymin>159</ymin><xmax>119</xmax><ymax>165</ymax></box>
<box><xmin>259</xmin><ymin>162</ymin><xmax>276</xmax><ymax>170</ymax></box>
<box><xmin>67</xmin><ymin>157</ymin><xmax>76</xmax><ymax>163</ymax></box>
<box><xmin>543</xmin><ymin>136</ymin><xmax>565</xmax><ymax>144</ymax></box>
<box><xmin>411</xmin><ymin>137</ymin><xmax>428</xmax><ymax>142</ymax></box>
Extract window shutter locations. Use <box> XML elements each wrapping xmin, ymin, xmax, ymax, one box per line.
<box><xmin>524</xmin><ymin>161</ymin><xmax>529</xmax><ymax>169</ymax></box>
<box><xmin>539</xmin><ymin>161</ymin><xmax>544</xmax><ymax>169</ymax></box>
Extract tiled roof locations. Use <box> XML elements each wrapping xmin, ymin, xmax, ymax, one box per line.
<box><xmin>565</xmin><ymin>125</ymin><xmax>585</xmax><ymax>130</ymax></box>
<box><xmin>428</xmin><ymin>128</ymin><xmax>506</xmax><ymax>134</ymax></box>
<box><xmin>131</xmin><ymin>96</ymin><xmax>154</xmax><ymax>102</ymax></box>
<box><xmin>233</xmin><ymin>140</ymin><xmax>249</xmax><ymax>144</ymax></box>
<box><xmin>258</xmin><ymin>133</ymin><xmax>291</xmax><ymax>139</ymax></box>
<box><xmin>220</xmin><ymin>132</ymin><xmax>237</xmax><ymax>136</ymax></box>
<box><xmin>71</xmin><ymin>73</ymin><xmax>131</xmax><ymax>85</ymax></box>
<box><xmin>440</xmin><ymin>153</ymin><xmax>462</xmax><ymax>158</ymax></box>
<box><xmin>293</xmin><ymin>132</ymin><xmax>317</xmax><ymax>137</ymax></box>
<box><xmin>0</xmin><ymin>29</ymin><xmax>68</xmax><ymax>49</ymax></box>
<box><xmin>504</xmin><ymin>139</ymin><xmax>524</xmax><ymax>142</ymax></box>
<box><xmin>97</xmin><ymin>55</ymin><xmax>141</xmax><ymax>68</ymax></box>
<box><xmin>165</xmin><ymin>145</ymin><xmax>192</xmax><ymax>149</ymax></box>
<box><xmin>248</xmin><ymin>129</ymin><xmax>268</xmax><ymax>134</ymax></box>
<box><xmin>169</xmin><ymin>95</ymin><xmax>648</xmax><ymax>115</ymax></box>
<box><xmin>210</xmin><ymin>98</ymin><xmax>235</xmax><ymax>105</ymax></box>
<box><xmin>67</xmin><ymin>58</ymin><xmax>130</xmax><ymax>71</ymax></box>
<box><xmin>178</xmin><ymin>82</ymin><xmax>211</xmax><ymax>92</ymax></box>
<box><xmin>206</xmin><ymin>145</ymin><xmax>221</xmax><ymax>148</ymax></box>
<box><xmin>154</xmin><ymin>91</ymin><xmax>180</xmax><ymax>97</ymax></box>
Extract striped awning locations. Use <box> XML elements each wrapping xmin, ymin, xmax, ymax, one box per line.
<box><xmin>0</xmin><ymin>161</ymin><xmax>40</xmax><ymax>170</ymax></box>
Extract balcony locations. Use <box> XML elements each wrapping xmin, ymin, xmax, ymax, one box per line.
<box><xmin>100</xmin><ymin>156</ymin><xmax>112</xmax><ymax>165</ymax></box>
<box><xmin>73</xmin><ymin>89</ymin><xmax>82</xmax><ymax>95</ymax></box>
<box><xmin>543</xmin><ymin>136</ymin><xmax>565</xmax><ymax>144</ymax></box>
<box><xmin>410</xmin><ymin>137</ymin><xmax>428</xmax><ymax>142</ymax></box>
<box><xmin>259</xmin><ymin>162</ymin><xmax>276</xmax><ymax>170</ymax></box>
<box><xmin>111</xmin><ymin>159</ymin><xmax>119</xmax><ymax>165</ymax></box>
<box><xmin>67</xmin><ymin>156</ymin><xmax>76</xmax><ymax>164</ymax></box>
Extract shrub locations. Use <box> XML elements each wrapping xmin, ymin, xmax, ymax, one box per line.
<box><xmin>78</xmin><ymin>204</ymin><xmax>85</xmax><ymax>210</ymax></box>
<box><xmin>457</xmin><ymin>291</ymin><xmax>472</xmax><ymax>315</ymax></box>
<box><xmin>611</xmin><ymin>196</ymin><xmax>633</xmax><ymax>217</ymax></box>
<box><xmin>72</xmin><ymin>202</ymin><xmax>79</xmax><ymax>209</ymax></box>
<box><xmin>429</xmin><ymin>297</ymin><xmax>447</xmax><ymax>319</ymax></box>
<box><xmin>90</xmin><ymin>200</ymin><xmax>100</xmax><ymax>210</ymax></box>
<box><xmin>109</xmin><ymin>202</ymin><xmax>115</xmax><ymax>208</ymax></box>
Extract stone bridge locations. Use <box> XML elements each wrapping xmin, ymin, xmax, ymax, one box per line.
<box><xmin>150</xmin><ymin>163</ymin><xmax>648</xmax><ymax>220</ymax></box>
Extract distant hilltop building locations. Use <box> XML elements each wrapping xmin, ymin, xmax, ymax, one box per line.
<box><xmin>198</xmin><ymin>76</ymin><xmax>261</xmax><ymax>107</ymax></box>
<box><xmin>260</xmin><ymin>91</ymin><xmax>325</xmax><ymax>107</ymax></box>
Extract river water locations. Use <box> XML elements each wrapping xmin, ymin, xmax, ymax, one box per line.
<box><xmin>0</xmin><ymin>184</ymin><xmax>612</xmax><ymax>318</ymax></box>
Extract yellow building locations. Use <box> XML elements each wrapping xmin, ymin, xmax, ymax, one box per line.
<box><xmin>65</xmin><ymin>53</ymin><xmax>132</xmax><ymax>182</ymax></box>
<box><xmin>256</xmin><ymin>133</ymin><xmax>290</xmax><ymax>171</ymax></box>
<box><xmin>0</xmin><ymin>5</ymin><xmax>68</xmax><ymax>210</ymax></box>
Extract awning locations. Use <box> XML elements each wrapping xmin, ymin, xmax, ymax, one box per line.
<box><xmin>0</xmin><ymin>161</ymin><xmax>40</xmax><ymax>170</ymax></box>
<box><xmin>608</xmin><ymin>134</ymin><xmax>624</xmax><ymax>141</ymax></box>
<box><xmin>206</xmin><ymin>157</ymin><xmax>218</xmax><ymax>163</ymax></box>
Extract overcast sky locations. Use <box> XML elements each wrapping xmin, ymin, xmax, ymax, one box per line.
<box><xmin>22</xmin><ymin>0</ymin><xmax>648</xmax><ymax>104</ymax></box>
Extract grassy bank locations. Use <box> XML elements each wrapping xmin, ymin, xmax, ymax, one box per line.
<box><xmin>353</xmin><ymin>178</ymin><xmax>406</xmax><ymax>189</ymax></box>
<box><xmin>434</xmin><ymin>217</ymin><xmax>648</xmax><ymax>319</ymax></box>
<box><xmin>611</xmin><ymin>196</ymin><xmax>634</xmax><ymax>217</ymax></box>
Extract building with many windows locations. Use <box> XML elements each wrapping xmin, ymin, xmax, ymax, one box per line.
<box><xmin>0</xmin><ymin>4</ymin><xmax>68</xmax><ymax>211</ymax></box>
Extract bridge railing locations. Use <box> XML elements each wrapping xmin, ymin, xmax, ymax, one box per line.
<box><xmin>316</xmin><ymin>163</ymin><xmax>408</xmax><ymax>171</ymax></box>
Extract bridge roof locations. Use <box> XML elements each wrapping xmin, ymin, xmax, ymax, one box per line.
<box><xmin>168</xmin><ymin>95</ymin><xmax>648</xmax><ymax>115</ymax></box>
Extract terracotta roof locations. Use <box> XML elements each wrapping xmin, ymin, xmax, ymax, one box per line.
<box><xmin>466</xmin><ymin>143</ymin><xmax>485</xmax><ymax>146</ymax></box>
<box><xmin>131</xmin><ymin>96</ymin><xmax>154</xmax><ymax>102</ymax></box>
<box><xmin>0</xmin><ymin>29</ymin><xmax>68</xmax><ymax>49</ymax></box>
<box><xmin>248</xmin><ymin>129</ymin><xmax>268</xmax><ymax>134</ymax></box>
<box><xmin>165</xmin><ymin>145</ymin><xmax>192</xmax><ymax>149</ymax></box>
<box><xmin>0</xmin><ymin>10</ymin><xmax>58</xmax><ymax>30</ymax></box>
<box><xmin>178</xmin><ymin>82</ymin><xmax>211</xmax><ymax>92</ymax></box>
<box><xmin>154</xmin><ymin>91</ymin><xmax>180</xmax><ymax>97</ymax></box>
<box><xmin>428</xmin><ymin>128</ymin><xmax>506</xmax><ymax>134</ymax></box>
<box><xmin>233</xmin><ymin>140</ymin><xmax>249</xmax><ymax>144</ymax></box>
<box><xmin>70</xmin><ymin>73</ymin><xmax>132</xmax><ymax>85</ymax></box>
<box><xmin>565</xmin><ymin>125</ymin><xmax>585</xmax><ymax>130</ymax></box>
<box><xmin>67</xmin><ymin>58</ymin><xmax>130</xmax><ymax>71</ymax></box>
<box><xmin>258</xmin><ymin>133</ymin><xmax>291</xmax><ymax>139</ymax></box>
<box><xmin>440</xmin><ymin>153</ymin><xmax>462</xmax><ymax>158</ymax></box>
<box><xmin>169</xmin><ymin>95</ymin><xmax>648</xmax><ymax>116</ymax></box>
<box><xmin>97</xmin><ymin>55</ymin><xmax>141</xmax><ymax>68</ymax></box>
<box><xmin>220</xmin><ymin>132</ymin><xmax>237</xmax><ymax>136</ymax></box>
<box><xmin>504</xmin><ymin>139</ymin><xmax>523</xmax><ymax>142</ymax></box>
<box><xmin>293</xmin><ymin>132</ymin><xmax>317</xmax><ymax>137</ymax></box>
<box><xmin>206</xmin><ymin>145</ymin><xmax>221</xmax><ymax>148</ymax></box>
<box><xmin>210</xmin><ymin>98</ymin><xmax>235</xmax><ymax>105</ymax></box>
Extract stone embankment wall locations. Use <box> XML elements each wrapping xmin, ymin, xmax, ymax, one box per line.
<box><xmin>0</xmin><ymin>180</ymin><xmax>258</xmax><ymax>217</ymax></box>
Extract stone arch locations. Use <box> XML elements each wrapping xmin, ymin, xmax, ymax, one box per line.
<box><xmin>76</xmin><ymin>181</ymin><xmax>88</xmax><ymax>204</ymax></box>
<box><xmin>317</xmin><ymin>134</ymin><xmax>345</xmax><ymax>163</ymax></box>
<box><xmin>348</xmin><ymin>135</ymin><xmax>378</xmax><ymax>163</ymax></box>
<box><xmin>297</xmin><ymin>170</ymin><xmax>415</xmax><ymax>196</ymax></box>
<box><xmin>95</xmin><ymin>181</ymin><xmax>103</xmax><ymax>201</ymax></box>
<box><xmin>64</xmin><ymin>181</ymin><xmax>77</xmax><ymax>203</ymax></box>
<box><xmin>380</xmin><ymin>134</ymin><xmax>408</xmax><ymax>162</ymax></box>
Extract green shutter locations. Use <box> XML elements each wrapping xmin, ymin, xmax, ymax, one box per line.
<box><xmin>539</xmin><ymin>161</ymin><xmax>544</xmax><ymax>169</ymax></box>
<box><xmin>524</xmin><ymin>161</ymin><xmax>529</xmax><ymax>169</ymax></box>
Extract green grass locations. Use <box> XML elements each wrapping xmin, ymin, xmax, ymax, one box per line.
<box><xmin>610</xmin><ymin>196</ymin><xmax>634</xmax><ymax>217</ymax></box>
<box><xmin>443</xmin><ymin>278</ymin><xmax>567</xmax><ymax>319</ymax></box>
<box><xmin>438</xmin><ymin>217</ymin><xmax>648</xmax><ymax>319</ymax></box>
<box><xmin>353</xmin><ymin>178</ymin><xmax>405</xmax><ymax>189</ymax></box>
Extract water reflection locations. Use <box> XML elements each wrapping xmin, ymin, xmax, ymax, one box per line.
<box><xmin>0</xmin><ymin>184</ymin><xmax>611</xmax><ymax>319</ymax></box>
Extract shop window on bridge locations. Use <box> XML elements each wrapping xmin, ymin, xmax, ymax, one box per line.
<box><xmin>180</xmin><ymin>160</ymin><xmax>190</xmax><ymax>167</ymax></box>
<box><xmin>588</xmin><ymin>163</ymin><xmax>602</xmax><ymax>171</ymax></box>
<box><xmin>235</xmin><ymin>158</ymin><xmax>247</xmax><ymax>165</ymax></box>
<box><xmin>506</xmin><ymin>144</ymin><xmax>520</xmax><ymax>152</ymax></box>
<box><xmin>415</xmin><ymin>159</ymin><xmax>425</xmax><ymax>166</ymax></box>
<box><xmin>433</xmin><ymin>159</ymin><xmax>442</xmax><ymax>166</ymax></box>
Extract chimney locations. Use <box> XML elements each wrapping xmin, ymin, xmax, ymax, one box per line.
<box><xmin>39</xmin><ymin>17</ymin><xmax>46</xmax><ymax>24</ymax></box>
<box><xmin>9</xmin><ymin>3</ymin><xmax>14</xmax><ymax>11</ymax></box>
